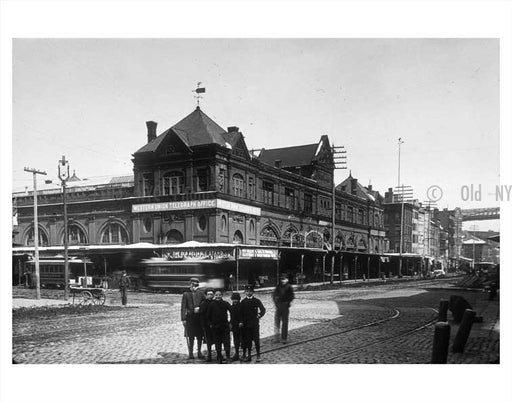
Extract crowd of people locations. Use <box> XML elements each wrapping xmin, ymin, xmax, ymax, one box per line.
<box><xmin>180</xmin><ymin>274</ymin><xmax>294</xmax><ymax>363</ymax></box>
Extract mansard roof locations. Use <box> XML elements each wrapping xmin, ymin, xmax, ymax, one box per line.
<box><xmin>134</xmin><ymin>107</ymin><xmax>229</xmax><ymax>154</ymax></box>
<box><xmin>258</xmin><ymin>143</ymin><xmax>319</xmax><ymax>168</ymax></box>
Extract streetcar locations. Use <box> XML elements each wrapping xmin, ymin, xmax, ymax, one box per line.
<box><xmin>24</xmin><ymin>256</ymin><xmax>95</xmax><ymax>289</ymax></box>
<box><xmin>141</xmin><ymin>257</ymin><xmax>234</xmax><ymax>291</ymax></box>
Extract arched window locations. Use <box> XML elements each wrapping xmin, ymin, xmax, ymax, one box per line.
<box><xmin>232</xmin><ymin>174</ymin><xmax>245</xmax><ymax>197</ymax></box>
<box><xmin>162</xmin><ymin>171</ymin><xmax>184</xmax><ymax>195</ymax></box>
<box><xmin>260</xmin><ymin>225</ymin><xmax>278</xmax><ymax>246</ymax></box>
<box><xmin>101</xmin><ymin>222</ymin><xmax>128</xmax><ymax>244</ymax></box>
<box><xmin>233</xmin><ymin>230</ymin><xmax>244</xmax><ymax>244</ymax></box>
<box><xmin>283</xmin><ymin>227</ymin><xmax>298</xmax><ymax>247</ymax></box>
<box><xmin>165</xmin><ymin>229</ymin><xmax>183</xmax><ymax>244</ymax></box>
<box><xmin>25</xmin><ymin>226</ymin><xmax>49</xmax><ymax>246</ymax></box>
<box><xmin>63</xmin><ymin>224</ymin><xmax>87</xmax><ymax>245</ymax></box>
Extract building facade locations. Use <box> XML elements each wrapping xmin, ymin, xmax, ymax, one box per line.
<box><xmin>13</xmin><ymin>107</ymin><xmax>388</xmax><ymax>268</ymax></box>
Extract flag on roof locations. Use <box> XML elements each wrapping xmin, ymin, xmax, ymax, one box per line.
<box><xmin>195</xmin><ymin>87</ymin><xmax>206</xmax><ymax>93</ymax></box>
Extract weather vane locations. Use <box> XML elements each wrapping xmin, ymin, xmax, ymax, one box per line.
<box><xmin>193</xmin><ymin>82</ymin><xmax>206</xmax><ymax>107</ymax></box>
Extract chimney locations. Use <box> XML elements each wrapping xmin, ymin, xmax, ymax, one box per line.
<box><xmin>227</xmin><ymin>126</ymin><xmax>239</xmax><ymax>133</ymax></box>
<box><xmin>146</xmin><ymin>121</ymin><xmax>157</xmax><ymax>143</ymax></box>
<box><xmin>368</xmin><ymin>184</ymin><xmax>373</xmax><ymax>192</ymax></box>
<box><xmin>351</xmin><ymin>178</ymin><xmax>358</xmax><ymax>195</ymax></box>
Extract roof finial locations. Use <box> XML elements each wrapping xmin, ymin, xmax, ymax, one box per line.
<box><xmin>193</xmin><ymin>82</ymin><xmax>206</xmax><ymax>108</ymax></box>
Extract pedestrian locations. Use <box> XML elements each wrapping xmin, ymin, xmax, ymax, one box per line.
<box><xmin>228</xmin><ymin>273</ymin><xmax>234</xmax><ymax>291</ymax></box>
<box><xmin>273</xmin><ymin>274</ymin><xmax>295</xmax><ymax>344</ymax></box>
<box><xmin>181</xmin><ymin>278</ymin><xmax>206</xmax><ymax>359</ymax></box>
<box><xmin>207</xmin><ymin>290</ymin><xmax>232</xmax><ymax>363</ymax></box>
<box><xmin>239</xmin><ymin>284</ymin><xmax>266</xmax><ymax>362</ymax></box>
<box><xmin>199</xmin><ymin>288</ymin><xmax>215</xmax><ymax>361</ymax></box>
<box><xmin>118</xmin><ymin>270</ymin><xmax>131</xmax><ymax>306</ymax></box>
<box><xmin>229</xmin><ymin>292</ymin><xmax>242</xmax><ymax>361</ymax></box>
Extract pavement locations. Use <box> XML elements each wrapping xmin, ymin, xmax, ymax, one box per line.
<box><xmin>11</xmin><ymin>278</ymin><xmax>500</xmax><ymax>364</ymax></box>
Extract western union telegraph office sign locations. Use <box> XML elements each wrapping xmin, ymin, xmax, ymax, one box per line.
<box><xmin>132</xmin><ymin>199</ymin><xmax>261</xmax><ymax>216</ymax></box>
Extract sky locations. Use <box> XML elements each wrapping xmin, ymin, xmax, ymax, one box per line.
<box><xmin>12</xmin><ymin>38</ymin><xmax>500</xmax><ymax>229</ymax></box>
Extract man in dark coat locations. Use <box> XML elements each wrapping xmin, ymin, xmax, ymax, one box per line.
<box><xmin>207</xmin><ymin>290</ymin><xmax>232</xmax><ymax>363</ymax></box>
<box><xmin>230</xmin><ymin>292</ymin><xmax>243</xmax><ymax>361</ymax></box>
<box><xmin>273</xmin><ymin>274</ymin><xmax>295</xmax><ymax>343</ymax></box>
<box><xmin>181</xmin><ymin>278</ymin><xmax>206</xmax><ymax>359</ymax></box>
<box><xmin>199</xmin><ymin>289</ymin><xmax>215</xmax><ymax>361</ymax></box>
<box><xmin>240</xmin><ymin>285</ymin><xmax>266</xmax><ymax>362</ymax></box>
<box><xmin>118</xmin><ymin>270</ymin><xmax>131</xmax><ymax>306</ymax></box>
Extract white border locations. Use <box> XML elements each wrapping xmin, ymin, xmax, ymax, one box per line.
<box><xmin>1</xmin><ymin>2</ymin><xmax>511</xmax><ymax>402</ymax></box>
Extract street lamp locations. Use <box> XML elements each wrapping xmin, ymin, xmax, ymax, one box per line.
<box><xmin>58</xmin><ymin>156</ymin><xmax>70</xmax><ymax>299</ymax></box>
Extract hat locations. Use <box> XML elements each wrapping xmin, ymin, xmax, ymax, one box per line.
<box><xmin>190</xmin><ymin>277</ymin><xmax>200</xmax><ymax>284</ymax></box>
<box><xmin>231</xmin><ymin>292</ymin><xmax>241</xmax><ymax>300</ymax></box>
<box><xmin>244</xmin><ymin>284</ymin><xmax>254</xmax><ymax>291</ymax></box>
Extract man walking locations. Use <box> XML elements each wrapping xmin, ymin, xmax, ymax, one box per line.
<box><xmin>181</xmin><ymin>278</ymin><xmax>206</xmax><ymax>359</ymax></box>
<box><xmin>118</xmin><ymin>270</ymin><xmax>131</xmax><ymax>306</ymax></box>
<box><xmin>207</xmin><ymin>290</ymin><xmax>232</xmax><ymax>363</ymax></box>
<box><xmin>273</xmin><ymin>274</ymin><xmax>295</xmax><ymax>343</ymax></box>
<box><xmin>240</xmin><ymin>285</ymin><xmax>265</xmax><ymax>362</ymax></box>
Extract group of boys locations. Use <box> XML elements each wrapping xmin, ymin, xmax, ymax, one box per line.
<box><xmin>180</xmin><ymin>277</ymin><xmax>266</xmax><ymax>363</ymax></box>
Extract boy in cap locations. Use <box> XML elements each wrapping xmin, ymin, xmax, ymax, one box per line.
<box><xmin>207</xmin><ymin>290</ymin><xmax>232</xmax><ymax>363</ymax></box>
<box><xmin>240</xmin><ymin>284</ymin><xmax>266</xmax><ymax>362</ymax></box>
<box><xmin>199</xmin><ymin>288</ymin><xmax>215</xmax><ymax>361</ymax></box>
<box><xmin>273</xmin><ymin>274</ymin><xmax>295</xmax><ymax>343</ymax></box>
<box><xmin>229</xmin><ymin>292</ymin><xmax>242</xmax><ymax>361</ymax></box>
<box><xmin>181</xmin><ymin>278</ymin><xmax>206</xmax><ymax>359</ymax></box>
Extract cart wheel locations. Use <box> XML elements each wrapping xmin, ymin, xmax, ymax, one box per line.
<box><xmin>93</xmin><ymin>292</ymin><xmax>106</xmax><ymax>306</ymax></box>
<box><xmin>81</xmin><ymin>291</ymin><xmax>94</xmax><ymax>305</ymax></box>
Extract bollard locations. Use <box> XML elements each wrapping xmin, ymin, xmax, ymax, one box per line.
<box><xmin>438</xmin><ymin>299</ymin><xmax>449</xmax><ymax>322</ymax></box>
<box><xmin>452</xmin><ymin>309</ymin><xmax>476</xmax><ymax>353</ymax></box>
<box><xmin>431</xmin><ymin>322</ymin><xmax>451</xmax><ymax>363</ymax></box>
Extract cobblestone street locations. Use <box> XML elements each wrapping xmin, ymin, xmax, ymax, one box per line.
<box><xmin>12</xmin><ymin>278</ymin><xmax>499</xmax><ymax>364</ymax></box>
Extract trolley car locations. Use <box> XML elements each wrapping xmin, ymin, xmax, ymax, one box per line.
<box><xmin>141</xmin><ymin>257</ymin><xmax>234</xmax><ymax>290</ymax></box>
<box><xmin>24</xmin><ymin>256</ymin><xmax>95</xmax><ymax>289</ymax></box>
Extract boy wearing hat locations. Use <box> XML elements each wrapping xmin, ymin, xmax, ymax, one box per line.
<box><xmin>240</xmin><ymin>285</ymin><xmax>266</xmax><ymax>362</ymax></box>
<box><xmin>207</xmin><ymin>290</ymin><xmax>232</xmax><ymax>363</ymax></box>
<box><xmin>181</xmin><ymin>278</ymin><xmax>206</xmax><ymax>359</ymax></box>
<box><xmin>199</xmin><ymin>289</ymin><xmax>215</xmax><ymax>361</ymax></box>
<box><xmin>229</xmin><ymin>292</ymin><xmax>242</xmax><ymax>361</ymax></box>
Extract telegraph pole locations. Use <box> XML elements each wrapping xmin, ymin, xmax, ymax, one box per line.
<box><xmin>58</xmin><ymin>156</ymin><xmax>70</xmax><ymax>300</ymax></box>
<box><xmin>24</xmin><ymin>167</ymin><xmax>47</xmax><ymax>300</ymax></box>
<box><xmin>331</xmin><ymin>144</ymin><xmax>347</xmax><ymax>284</ymax></box>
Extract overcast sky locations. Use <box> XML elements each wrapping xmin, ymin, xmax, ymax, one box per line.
<box><xmin>12</xmin><ymin>38</ymin><xmax>500</xmax><ymax>229</ymax></box>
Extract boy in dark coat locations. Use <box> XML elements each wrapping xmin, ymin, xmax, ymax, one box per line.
<box><xmin>199</xmin><ymin>289</ymin><xmax>215</xmax><ymax>361</ymax></box>
<box><xmin>240</xmin><ymin>285</ymin><xmax>266</xmax><ymax>362</ymax></box>
<box><xmin>181</xmin><ymin>278</ymin><xmax>206</xmax><ymax>359</ymax></box>
<box><xmin>207</xmin><ymin>290</ymin><xmax>232</xmax><ymax>363</ymax></box>
<box><xmin>229</xmin><ymin>292</ymin><xmax>243</xmax><ymax>361</ymax></box>
<box><xmin>273</xmin><ymin>274</ymin><xmax>295</xmax><ymax>343</ymax></box>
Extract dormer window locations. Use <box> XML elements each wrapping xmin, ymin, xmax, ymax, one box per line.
<box><xmin>162</xmin><ymin>171</ymin><xmax>184</xmax><ymax>195</ymax></box>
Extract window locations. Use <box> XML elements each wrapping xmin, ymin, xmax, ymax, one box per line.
<box><xmin>285</xmin><ymin>188</ymin><xmax>295</xmax><ymax>210</ymax></box>
<box><xmin>162</xmin><ymin>171</ymin><xmax>184</xmax><ymax>195</ymax></box>
<box><xmin>143</xmin><ymin>217</ymin><xmax>152</xmax><ymax>233</ymax></box>
<box><xmin>197</xmin><ymin>215</ymin><xmax>207</xmax><ymax>231</ymax></box>
<box><xmin>304</xmin><ymin>193</ymin><xmax>313</xmax><ymax>214</ymax></box>
<box><xmin>358</xmin><ymin>209</ymin><xmax>365</xmax><ymax>225</ymax></box>
<box><xmin>165</xmin><ymin>229</ymin><xmax>183</xmax><ymax>244</ymax></box>
<box><xmin>101</xmin><ymin>222</ymin><xmax>128</xmax><ymax>244</ymax></box>
<box><xmin>197</xmin><ymin>168</ymin><xmax>209</xmax><ymax>192</ymax></box>
<box><xmin>25</xmin><ymin>227</ymin><xmax>48</xmax><ymax>246</ymax></box>
<box><xmin>142</xmin><ymin>173</ymin><xmax>154</xmax><ymax>196</ymax></box>
<box><xmin>66</xmin><ymin>224</ymin><xmax>87</xmax><ymax>245</ymax></box>
<box><xmin>262</xmin><ymin>181</ymin><xmax>274</xmax><ymax>205</ymax></box>
<box><xmin>221</xmin><ymin>215</ymin><xmax>227</xmax><ymax>232</ymax></box>
<box><xmin>347</xmin><ymin>206</ymin><xmax>354</xmax><ymax>222</ymax></box>
<box><xmin>248</xmin><ymin>177</ymin><xmax>255</xmax><ymax>199</ymax></box>
<box><xmin>335</xmin><ymin>203</ymin><xmax>341</xmax><ymax>220</ymax></box>
<box><xmin>232</xmin><ymin>174</ymin><xmax>245</xmax><ymax>197</ymax></box>
<box><xmin>233</xmin><ymin>230</ymin><xmax>244</xmax><ymax>244</ymax></box>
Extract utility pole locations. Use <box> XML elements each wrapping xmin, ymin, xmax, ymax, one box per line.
<box><xmin>24</xmin><ymin>167</ymin><xmax>47</xmax><ymax>300</ymax></box>
<box><xmin>331</xmin><ymin>144</ymin><xmax>347</xmax><ymax>284</ymax></box>
<box><xmin>58</xmin><ymin>156</ymin><xmax>70</xmax><ymax>300</ymax></box>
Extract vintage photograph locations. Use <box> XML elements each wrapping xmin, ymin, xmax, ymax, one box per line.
<box><xmin>2</xmin><ymin>2</ymin><xmax>511</xmax><ymax>402</ymax></box>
